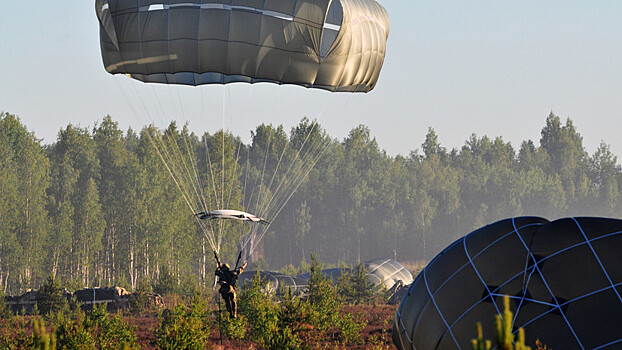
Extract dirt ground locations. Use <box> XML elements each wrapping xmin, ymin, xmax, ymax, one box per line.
<box><xmin>130</xmin><ymin>304</ymin><xmax>399</xmax><ymax>349</ymax></box>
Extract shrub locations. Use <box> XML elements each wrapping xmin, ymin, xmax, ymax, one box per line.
<box><xmin>0</xmin><ymin>289</ymin><xmax>10</xmax><ymax>319</ymax></box>
<box><xmin>238</xmin><ymin>271</ymin><xmax>279</xmax><ymax>347</ymax></box>
<box><xmin>37</xmin><ymin>275</ymin><xmax>67</xmax><ymax>316</ymax></box>
<box><xmin>305</xmin><ymin>255</ymin><xmax>340</xmax><ymax>334</ymax></box>
<box><xmin>337</xmin><ymin>312</ymin><xmax>367</xmax><ymax>345</ymax></box>
<box><xmin>266</xmin><ymin>325</ymin><xmax>304</xmax><ymax>350</ymax></box>
<box><xmin>129</xmin><ymin>278</ymin><xmax>152</xmax><ymax>314</ymax></box>
<box><xmin>336</xmin><ymin>262</ymin><xmax>376</xmax><ymax>305</ymax></box>
<box><xmin>56</xmin><ymin>312</ymin><xmax>97</xmax><ymax>350</ymax></box>
<box><xmin>154</xmin><ymin>303</ymin><xmax>211</xmax><ymax>350</ymax></box>
<box><xmin>86</xmin><ymin>303</ymin><xmax>138</xmax><ymax>349</ymax></box>
<box><xmin>32</xmin><ymin>318</ymin><xmax>57</xmax><ymax>350</ymax></box>
<box><xmin>277</xmin><ymin>288</ymin><xmax>307</xmax><ymax>334</ymax></box>
<box><xmin>219</xmin><ymin>314</ymin><xmax>247</xmax><ymax>340</ymax></box>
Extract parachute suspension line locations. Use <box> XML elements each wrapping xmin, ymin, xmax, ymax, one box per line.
<box><xmin>250</xmin><ymin>128</ymin><xmax>331</xmax><ymax>253</ymax></box>
<box><xmin>240</xmin><ymin>87</ymin><xmax>272</xmax><ymax>256</ymax></box>
<box><xmin>118</xmin><ymin>80</ymin><xmax>204</xmax><ymax>225</ymax></box>
<box><xmin>198</xmin><ymin>86</ymin><xmax>221</xmax><ymax>254</ymax></box>
<box><xmin>237</xmin><ymin>120</ymin><xmax>325</xmax><ymax>256</ymax></box>
<box><xmin>169</xmin><ymin>74</ymin><xmax>210</xmax><ymax>216</ymax></box>
<box><xmin>242</xmin><ymin>147</ymin><xmax>251</xmax><ymax>211</ymax></box>
<box><xmin>255</xmin><ymin>128</ymin><xmax>293</xmax><ymax>219</ymax></box>
<box><xmin>145</xmin><ymin>130</ymin><xmax>217</xmax><ymax>251</ymax></box>
<box><xmin>225</xmin><ymin>139</ymin><xmax>245</xmax><ymax>210</ymax></box>
<box><xmin>217</xmin><ymin>85</ymin><xmax>227</xmax><ymax>250</ymax></box>
<box><xmin>257</xmin><ymin>120</ymin><xmax>320</xmax><ymax>220</ymax></box>
<box><xmin>150</xmin><ymin>131</ymin><xmax>216</xmax><ymax>248</ymax></box>
<box><xmin>267</xmin><ymin>134</ymin><xmax>332</xmax><ymax>227</ymax></box>
<box><xmin>257</xmin><ymin>120</ymin><xmax>321</xmax><ymax>218</ymax></box>
<box><xmin>202</xmin><ymin>130</ymin><xmax>221</xmax><ymax>215</ymax></box>
<box><xmin>238</xmin><ymin>133</ymin><xmax>274</xmax><ymax>255</ymax></box>
<box><xmin>120</xmin><ymin>77</ymin><xmax>219</xmax><ymax>252</ymax></box>
<box><xmin>251</xmin><ymin>131</ymin><xmax>273</xmax><ymax>235</ymax></box>
<box><xmin>170</xmin><ymin>81</ymin><xmax>209</xmax><ymax>215</ymax></box>
<box><xmin>125</xmin><ymin>81</ymin><xmax>201</xmax><ymax>216</ymax></box>
<box><xmin>112</xmin><ymin>77</ymin><xmax>147</xmax><ymax>126</ymax></box>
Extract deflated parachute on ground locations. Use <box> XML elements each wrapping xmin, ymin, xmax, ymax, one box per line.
<box><xmin>393</xmin><ymin>217</ymin><xmax>622</xmax><ymax>350</ymax></box>
<box><xmin>239</xmin><ymin>270</ymin><xmax>309</xmax><ymax>295</ymax></box>
<box><xmin>96</xmin><ymin>0</ymin><xmax>389</xmax><ymax>92</ymax></box>
<box><xmin>365</xmin><ymin>258</ymin><xmax>413</xmax><ymax>290</ymax></box>
<box><xmin>297</xmin><ymin>258</ymin><xmax>413</xmax><ymax>290</ymax></box>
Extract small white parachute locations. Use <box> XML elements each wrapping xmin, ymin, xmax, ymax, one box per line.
<box><xmin>195</xmin><ymin>209</ymin><xmax>270</xmax><ymax>225</ymax></box>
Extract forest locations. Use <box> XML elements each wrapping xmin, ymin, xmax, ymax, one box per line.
<box><xmin>1</xmin><ymin>110</ymin><xmax>621</xmax><ymax>294</ymax></box>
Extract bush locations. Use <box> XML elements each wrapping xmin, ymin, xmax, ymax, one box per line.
<box><xmin>129</xmin><ymin>278</ymin><xmax>152</xmax><ymax>314</ymax></box>
<box><xmin>238</xmin><ymin>271</ymin><xmax>279</xmax><ymax>347</ymax></box>
<box><xmin>336</xmin><ymin>262</ymin><xmax>377</xmax><ymax>305</ymax></box>
<box><xmin>337</xmin><ymin>312</ymin><xmax>367</xmax><ymax>344</ymax></box>
<box><xmin>56</xmin><ymin>312</ymin><xmax>97</xmax><ymax>350</ymax></box>
<box><xmin>0</xmin><ymin>289</ymin><xmax>10</xmax><ymax>319</ymax></box>
<box><xmin>219</xmin><ymin>314</ymin><xmax>247</xmax><ymax>340</ymax></box>
<box><xmin>86</xmin><ymin>303</ymin><xmax>138</xmax><ymax>349</ymax></box>
<box><xmin>37</xmin><ymin>275</ymin><xmax>67</xmax><ymax>316</ymax></box>
<box><xmin>154</xmin><ymin>302</ymin><xmax>211</xmax><ymax>350</ymax></box>
<box><xmin>31</xmin><ymin>318</ymin><xmax>57</xmax><ymax>350</ymax></box>
<box><xmin>305</xmin><ymin>255</ymin><xmax>340</xmax><ymax>334</ymax></box>
<box><xmin>266</xmin><ymin>325</ymin><xmax>304</xmax><ymax>350</ymax></box>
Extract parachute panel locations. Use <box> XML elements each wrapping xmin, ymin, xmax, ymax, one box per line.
<box><xmin>393</xmin><ymin>217</ymin><xmax>622</xmax><ymax>349</ymax></box>
<box><xmin>97</xmin><ymin>0</ymin><xmax>389</xmax><ymax>92</ymax></box>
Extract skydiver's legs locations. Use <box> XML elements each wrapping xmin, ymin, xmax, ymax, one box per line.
<box><xmin>224</xmin><ymin>295</ymin><xmax>233</xmax><ymax>317</ymax></box>
<box><xmin>219</xmin><ymin>286</ymin><xmax>233</xmax><ymax>317</ymax></box>
<box><xmin>230</xmin><ymin>290</ymin><xmax>237</xmax><ymax>318</ymax></box>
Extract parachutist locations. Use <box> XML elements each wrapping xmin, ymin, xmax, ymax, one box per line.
<box><xmin>215</xmin><ymin>259</ymin><xmax>247</xmax><ymax>318</ymax></box>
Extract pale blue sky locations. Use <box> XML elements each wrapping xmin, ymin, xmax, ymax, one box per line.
<box><xmin>1</xmin><ymin>1</ymin><xmax>621</xmax><ymax>158</ymax></box>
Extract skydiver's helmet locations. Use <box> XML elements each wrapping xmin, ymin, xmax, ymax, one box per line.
<box><xmin>222</xmin><ymin>263</ymin><xmax>230</xmax><ymax>270</ymax></box>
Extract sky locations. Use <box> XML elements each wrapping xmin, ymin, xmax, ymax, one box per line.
<box><xmin>1</xmin><ymin>1</ymin><xmax>622</xmax><ymax>158</ymax></box>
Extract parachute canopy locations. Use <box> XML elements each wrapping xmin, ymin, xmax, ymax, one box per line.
<box><xmin>195</xmin><ymin>209</ymin><xmax>270</xmax><ymax>224</ymax></box>
<box><xmin>393</xmin><ymin>217</ymin><xmax>622</xmax><ymax>350</ymax></box>
<box><xmin>96</xmin><ymin>0</ymin><xmax>390</xmax><ymax>92</ymax></box>
<box><xmin>365</xmin><ymin>258</ymin><xmax>413</xmax><ymax>290</ymax></box>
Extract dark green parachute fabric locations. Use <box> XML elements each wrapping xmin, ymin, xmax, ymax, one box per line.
<box><xmin>393</xmin><ymin>217</ymin><xmax>622</xmax><ymax>349</ymax></box>
<box><xmin>96</xmin><ymin>0</ymin><xmax>389</xmax><ymax>92</ymax></box>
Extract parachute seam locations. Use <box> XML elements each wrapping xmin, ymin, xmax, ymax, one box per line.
<box><xmin>423</xmin><ymin>269</ymin><xmax>461</xmax><ymax>348</ymax></box>
<box><xmin>571</xmin><ymin>217</ymin><xmax>622</xmax><ymax>304</ymax></box>
<box><xmin>511</xmin><ymin>220</ymin><xmax>585</xmax><ymax>349</ymax></box>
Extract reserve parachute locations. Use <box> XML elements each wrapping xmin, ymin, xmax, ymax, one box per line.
<box><xmin>96</xmin><ymin>0</ymin><xmax>390</xmax><ymax>92</ymax></box>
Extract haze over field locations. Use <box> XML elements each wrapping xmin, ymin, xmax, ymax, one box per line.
<box><xmin>2</xmin><ymin>111</ymin><xmax>620</xmax><ymax>293</ymax></box>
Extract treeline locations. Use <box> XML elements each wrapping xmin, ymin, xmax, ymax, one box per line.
<box><xmin>1</xmin><ymin>111</ymin><xmax>621</xmax><ymax>293</ymax></box>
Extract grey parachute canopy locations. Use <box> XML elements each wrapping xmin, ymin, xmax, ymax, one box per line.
<box><xmin>96</xmin><ymin>0</ymin><xmax>390</xmax><ymax>92</ymax></box>
<box><xmin>393</xmin><ymin>217</ymin><xmax>622</xmax><ymax>350</ymax></box>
